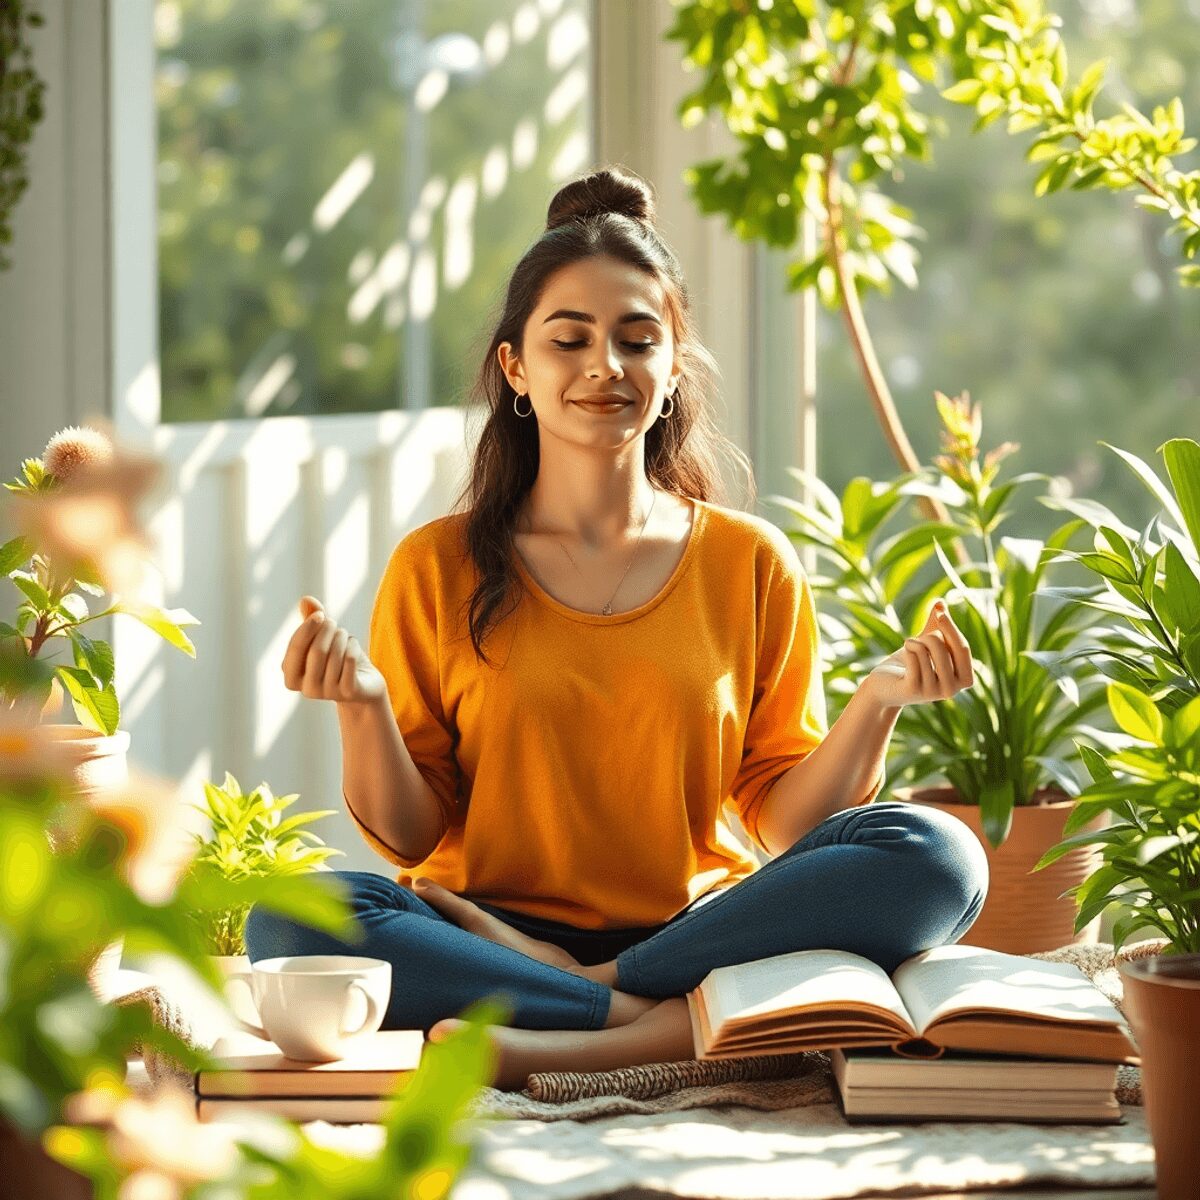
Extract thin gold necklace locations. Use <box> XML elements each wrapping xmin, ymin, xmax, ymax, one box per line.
<box><xmin>523</xmin><ymin>490</ymin><xmax>658</xmax><ymax>616</ymax></box>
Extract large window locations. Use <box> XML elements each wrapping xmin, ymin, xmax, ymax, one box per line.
<box><xmin>155</xmin><ymin>0</ymin><xmax>593</xmax><ymax>422</ymax></box>
<box><xmin>814</xmin><ymin>0</ymin><xmax>1200</xmax><ymax>539</ymax></box>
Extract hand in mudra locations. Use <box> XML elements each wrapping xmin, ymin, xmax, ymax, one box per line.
<box><xmin>867</xmin><ymin>599</ymin><xmax>975</xmax><ymax>710</ymax></box>
<box><xmin>281</xmin><ymin>596</ymin><xmax>388</xmax><ymax>704</ymax></box>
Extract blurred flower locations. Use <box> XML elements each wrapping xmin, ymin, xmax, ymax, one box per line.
<box><xmin>92</xmin><ymin>762</ymin><xmax>206</xmax><ymax>905</ymax></box>
<box><xmin>17</xmin><ymin>417</ymin><xmax>163</xmax><ymax>598</ymax></box>
<box><xmin>62</xmin><ymin>1082</ymin><xmax>239</xmax><ymax>1200</ymax></box>
<box><xmin>43</xmin><ymin>425</ymin><xmax>117</xmax><ymax>483</ymax></box>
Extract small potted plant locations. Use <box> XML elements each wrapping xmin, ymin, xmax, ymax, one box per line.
<box><xmin>1</xmin><ymin>425</ymin><xmax>199</xmax><ymax>791</ymax></box>
<box><xmin>185</xmin><ymin>772</ymin><xmax>345</xmax><ymax>979</ymax></box>
<box><xmin>1033</xmin><ymin>436</ymin><xmax>1199</xmax><ymax>1200</ymax></box>
<box><xmin>765</xmin><ymin>392</ymin><xmax>1113</xmax><ymax>953</ymax></box>
<box><xmin>1</xmin><ymin>424</ymin><xmax>200</xmax><ymax>995</ymax></box>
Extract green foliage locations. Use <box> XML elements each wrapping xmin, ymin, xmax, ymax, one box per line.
<box><xmin>766</xmin><ymin>392</ymin><xmax>1110</xmax><ymax>848</ymax></box>
<box><xmin>668</xmin><ymin>0</ymin><xmax>1199</xmax><ymax>316</ymax></box>
<box><xmin>0</xmin><ymin>0</ymin><xmax>46</xmax><ymax>272</ymax></box>
<box><xmin>1</xmin><ymin>455</ymin><xmax>200</xmax><ymax>735</ymax></box>
<box><xmin>44</xmin><ymin>1000</ymin><xmax>505</xmax><ymax>1200</ymax></box>
<box><xmin>0</xmin><ymin>763</ymin><xmax>357</xmax><ymax>1139</ymax></box>
<box><xmin>1033</xmin><ymin>439</ymin><xmax>1200</xmax><ymax>954</ymax></box>
<box><xmin>943</xmin><ymin>2</ymin><xmax>1200</xmax><ymax>288</ymax></box>
<box><xmin>187</xmin><ymin>772</ymin><xmax>345</xmax><ymax>956</ymax></box>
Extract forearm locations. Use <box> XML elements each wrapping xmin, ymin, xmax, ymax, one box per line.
<box><xmin>755</xmin><ymin>675</ymin><xmax>899</xmax><ymax>856</ymax></box>
<box><xmin>337</xmin><ymin>694</ymin><xmax>446</xmax><ymax>863</ymax></box>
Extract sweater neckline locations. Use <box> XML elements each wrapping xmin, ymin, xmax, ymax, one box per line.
<box><xmin>511</xmin><ymin>497</ymin><xmax>707</xmax><ymax>625</ymax></box>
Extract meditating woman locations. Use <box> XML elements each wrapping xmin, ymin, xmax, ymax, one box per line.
<box><xmin>246</xmin><ymin>165</ymin><xmax>989</xmax><ymax>1091</ymax></box>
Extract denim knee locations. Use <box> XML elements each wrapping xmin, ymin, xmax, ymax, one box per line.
<box><xmin>895</xmin><ymin>802</ymin><xmax>990</xmax><ymax>919</ymax></box>
<box><xmin>243</xmin><ymin>869</ymin><xmax>373</xmax><ymax>962</ymax></box>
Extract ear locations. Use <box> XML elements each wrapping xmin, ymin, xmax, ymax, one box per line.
<box><xmin>497</xmin><ymin>342</ymin><xmax>526</xmax><ymax>394</ymax></box>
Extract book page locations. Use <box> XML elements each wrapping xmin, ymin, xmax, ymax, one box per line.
<box><xmin>892</xmin><ymin>944</ymin><xmax>1125</xmax><ymax>1035</ymax></box>
<box><xmin>706</xmin><ymin>948</ymin><xmax>914</xmax><ymax>1032</ymax></box>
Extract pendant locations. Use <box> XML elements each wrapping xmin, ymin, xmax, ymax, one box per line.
<box><xmin>602</xmin><ymin>603</ymin><xmax>613</xmax><ymax>616</ymax></box>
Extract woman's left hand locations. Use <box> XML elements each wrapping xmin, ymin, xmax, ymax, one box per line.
<box><xmin>866</xmin><ymin>599</ymin><xmax>975</xmax><ymax>711</ymax></box>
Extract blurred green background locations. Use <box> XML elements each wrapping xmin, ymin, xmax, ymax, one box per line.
<box><xmin>156</xmin><ymin>0</ymin><xmax>1198</xmax><ymax>539</ymax></box>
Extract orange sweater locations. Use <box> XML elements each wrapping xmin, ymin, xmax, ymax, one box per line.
<box><xmin>349</xmin><ymin>498</ymin><xmax>882</xmax><ymax>929</ymax></box>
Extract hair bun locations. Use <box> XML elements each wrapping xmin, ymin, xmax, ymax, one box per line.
<box><xmin>545</xmin><ymin>166</ymin><xmax>656</xmax><ymax>232</ymax></box>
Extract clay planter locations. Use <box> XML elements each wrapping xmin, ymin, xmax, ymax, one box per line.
<box><xmin>0</xmin><ymin>1117</ymin><xmax>93</xmax><ymax>1200</ymax></box>
<box><xmin>895</xmin><ymin>784</ymin><xmax>1108</xmax><ymax>955</ymax></box>
<box><xmin>39</xmin><ymin>725</ymin><xmax>133</xmax><ymax>1000</ymax></box>
<box><xmin>1117</xmin><ymin>952</ymin><xmax>1200</xmax><ymax>1200</ymax></box>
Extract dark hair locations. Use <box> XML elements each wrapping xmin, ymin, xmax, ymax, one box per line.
<box><xmin>447</xmin><ymin>164</ymin><xmax>756</xmax><ymax>668</ymax></box>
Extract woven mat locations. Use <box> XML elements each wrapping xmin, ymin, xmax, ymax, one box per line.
<box><xmin>120</xmin><ymin>938</ymin><xmax>1166</xmax><ymax>1120</ymax></box>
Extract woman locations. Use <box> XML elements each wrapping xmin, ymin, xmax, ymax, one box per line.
<box><xmin>248</xmin><ymin>166</ymin><xmax>988</xmax><ymax>1090</ymax></box>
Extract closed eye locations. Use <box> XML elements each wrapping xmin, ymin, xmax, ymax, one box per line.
<box><xmin>552</xmin><ymin>340</ymin><xmax>655</xmax><ymax>354</ymax></box>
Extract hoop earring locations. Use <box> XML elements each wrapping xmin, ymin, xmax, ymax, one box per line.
<box><xmin>513</xmin><ymin>392</ymin><xmax>534</xmax><ymax>418</ymax></box>
<box><xmin>661</xmin><ymin>390</ymin><xmax>676</xmax><ymax>419</ymax></box>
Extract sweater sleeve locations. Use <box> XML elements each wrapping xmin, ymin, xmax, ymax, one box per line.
<box><xmin>727</xmin><ymin>533</ymin><xmax>886</xmax><ymax>852</ymax></box>
<box><xmin>347</xmin><ymin>533</ymin><xmax>461</xmax><ymax>867</ymax></box>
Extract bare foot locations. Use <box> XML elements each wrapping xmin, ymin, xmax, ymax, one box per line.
<box><xmin>412</xmin><ymin>878</ymin><xmax>583</xmax><ymax>972</ymax></box>
<box><xmin>428</xmin><ymin>996</ymin><xmax>694</xmax><ymax>1091</ymax></box>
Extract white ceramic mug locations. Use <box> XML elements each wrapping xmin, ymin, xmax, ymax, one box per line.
<box><xmin>225</xmin><ymin>955</ymin><xmax>391</xmax><ymax>1061</ymax></box>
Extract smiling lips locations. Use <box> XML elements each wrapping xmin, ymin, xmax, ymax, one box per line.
<box><xmin>574</xmin><ymin>396</ymin><xmax>632</xmax><ymax>412</ymax></box>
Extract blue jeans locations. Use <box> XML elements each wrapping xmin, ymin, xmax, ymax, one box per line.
<box><xmin>244</xmin><ymin>800</ymin><xmax>989</xmax><ymax>1033</ymax></box>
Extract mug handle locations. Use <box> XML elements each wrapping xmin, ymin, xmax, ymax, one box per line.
<box><xmin>224</xmin><ymin>967</ymin><xmax>271</xmax><ymax>1041</ymax></box>
<box><xmin>339</xmin><ymin>980</ymin><xmax>383</xmax><ymax>1037</ymax></box>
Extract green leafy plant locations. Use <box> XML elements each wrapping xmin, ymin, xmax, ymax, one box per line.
<box><xmin>944</xmin><ymin>2</ymin><xmax>1200</xmax><ymax>288</ymax></box>
<box><xmin>1033</xmin><ymin>438</ymin><xmax>1200</xmax><ymax>954</ymax></box>
<box><xmin>0</xmin><ymin>1</ymin><xmax>47</xmax><ymax>273</ymax></box>
<box><xmin>766</xmin><ymin>390</ymin><xmax>1110</xmax><ymax>849</ymax></box>
<box><xmin>187</xmin><ymin>773</ymin><xmax>345</xmax><ymax>957</ymax></box>
<box><xmin>1</xmin><ymin>429</ymin><xmax>199</xmax><ymax>735</ymax></box>
<box><xmin>0</xmin><ymin>746</ymin><xmax>356</xmax><ymax>1141</ymax></box>
<box><xmin>43</xmin><ymin>998</ymin><xmax>505</xmax><ymax>1200</ymax></box>
<box><xmin>666</xmin><ymin>0</ymin><xmax>1199</xmax><ymax>528</ymax></box>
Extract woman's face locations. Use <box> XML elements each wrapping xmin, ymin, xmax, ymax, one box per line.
<box><xmin>498</xmin><ymin>254</ymin><xmax>681</xmax><ymax>444</ymax></box>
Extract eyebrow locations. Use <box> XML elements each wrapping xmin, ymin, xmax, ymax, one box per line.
<box><xmin>541</xmin><ymin>308</ymin><xmax>663</xmax><ymax>327</ymax></box>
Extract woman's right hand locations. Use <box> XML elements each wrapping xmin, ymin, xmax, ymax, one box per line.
<box><xmin>282</xmin><ymin>596</ymin><xmax>388</xmax><ymax>704</ymax></box>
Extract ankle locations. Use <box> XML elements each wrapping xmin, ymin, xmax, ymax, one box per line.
<box><xmin>573</xmin><ymin>960</ymin><xmax>619</xmax><ymax>987</ymax></box>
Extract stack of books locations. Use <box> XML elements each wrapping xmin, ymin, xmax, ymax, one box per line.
<box><xmin>686</xmin><ymin>942</ymin><xmax>1139</xmax><ymax>1124</ymax></box>
<box><xmin>194</xmin><ymin>1029</ymin><xmax>425</xmax><ymax>1123</ymax></box>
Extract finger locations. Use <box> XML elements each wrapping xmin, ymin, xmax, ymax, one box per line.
<box><xmin>322</xmin><ymin>627</ymin><xmax>349</xmax><ymax>693</ymax></box>
<box><xmin>339</xmin><ymin>636</ymin><xmax>362</xmax><ymax>697</ymax></box>
<box><xmin>302</xmin><ymin>618</ymin><xmax>338</xmax><ymax>695</ymax></box>
<box><xmin>937</xmin><ymin>611</ymin><xmax>975</xmax><ymax>686</ymax></box>
<box><xmin>299</xmin><ymin>595</ymin><xmax>324</xmax><ymax>620</ymax></box>
<box><xmin>921</xmin><ymin>599</ymin><xmax>948</xmax><ymax>633</ymax></box>
<box><xmin>903</xmin><ymin>639</ymin><xmax>927</xmax><ymax>691</ymax></box>
<box><xmin>282</xmin><ymin>611</ymin><xmax>326</xmax><ymax>690</ymax></box>
<box><xmin>921</xmin><ymin>629</ymin><xmax>958</xmax><ymax>696</ymax></box>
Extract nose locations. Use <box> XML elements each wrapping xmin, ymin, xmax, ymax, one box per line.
<box><xmin>585</xmin><ymin>338</ymin><xmax>624</xmax><ymax>381</ymax></box>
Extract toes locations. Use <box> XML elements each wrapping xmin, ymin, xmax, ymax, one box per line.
<box><xmin>429</xmin><ymin>1018</ymin><xmax>465</xmax><ymax>1043</ymax></box>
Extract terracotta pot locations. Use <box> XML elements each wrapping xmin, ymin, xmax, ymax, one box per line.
<box><xmin>38</xmin><ymin>725</ymin><xmax>132</xmax><ymax>999</ymax></box>
<box><xmin>0</xmin><ymin>1117</ymin><xmax>93</xmax><ymax>1200</ymax></box>
<box><xmin>895</xmin><ymin>784</ymin><xmax>1108</xmax><ymax>955</ymax></box>
<box><xmin>1117</xmin><ymin>952</ymin><xmax>1200</xmax><ymax>1200</ymax></box>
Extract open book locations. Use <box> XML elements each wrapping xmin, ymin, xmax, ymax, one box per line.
<box><xmin>687</xmin><ymin>943</ymin><xmax>1140</xmax><ymax>1065</ymax></box>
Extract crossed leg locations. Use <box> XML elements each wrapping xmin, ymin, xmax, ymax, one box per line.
<box><xmin>419</xmin><ymin>802</ymin><xmax>989</xmax><ymax>1089</ymax></box>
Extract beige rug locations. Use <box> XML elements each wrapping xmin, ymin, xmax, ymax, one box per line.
<box><xmin>121</xmin><ymin>938</ymin><xmax>1162</xmax><ymax>1120</ymax></box>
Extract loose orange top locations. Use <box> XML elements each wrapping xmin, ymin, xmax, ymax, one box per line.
<box><xmin>348</xmin><ymin>497</ymin><xmax>883</xmax><ymax>930</ymax></box>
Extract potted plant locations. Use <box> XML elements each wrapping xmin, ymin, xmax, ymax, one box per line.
<box><xmin>765</xmin><ymin>392</ymin><xmax>1113</xmax><ymax>953</ymax></box>
<box><xmin>1033</xmin><ymin>437</ymin><xmax>1199</xmax><ymax>1200</ymax></box>
<box><xmin>1</xmin><ymin>425</ymin><xmax>201</xmax><ymax>994</ymax></box>
<box><xmin>185</xmin><ymin>772</ymin><xmax>344</xmax><ymax>990</ymax></box>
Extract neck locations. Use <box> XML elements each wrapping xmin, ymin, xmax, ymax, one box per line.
<box><xmin>519</xmin><ymin>477</ymin><xmax>660</xmax><ymax>549</ymax></box>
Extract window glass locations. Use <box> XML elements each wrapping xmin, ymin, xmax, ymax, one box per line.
<box><xmin>155</xmin><ymin>0</ymin><xmax>593</xmax><ymax>421</ymax></box>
